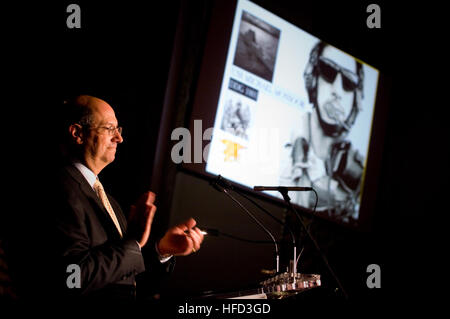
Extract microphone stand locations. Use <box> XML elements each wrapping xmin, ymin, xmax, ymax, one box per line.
<box><xmin>277</xmin><ymin>187</ymin><xmax>349</xmax><ymax>300</ymax></box>
<box><xmin>232</xmin><ymin>190</ymin><xmax>297</xmax><ymax>275</ymax></box>
<box><xmin>211</xmin><ymin>179</ymin><xmax>280</xmax><ymax>274</ymax></box>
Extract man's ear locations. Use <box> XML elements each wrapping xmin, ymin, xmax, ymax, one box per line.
<box><xmin>68</xmin><ymin>124</ymin><xmax>84</xmax><ymax>145</ymax></box>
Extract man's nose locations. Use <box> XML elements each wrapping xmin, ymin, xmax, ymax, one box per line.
<box><xmin>113</xmin><ymin>129</ymin><xmax>123</xmax><ymax>143</ymax></box>
<box><xmin>331</xmin><ymin>73</ymin><xmax>344</xmax><ymax>99</ymax></box>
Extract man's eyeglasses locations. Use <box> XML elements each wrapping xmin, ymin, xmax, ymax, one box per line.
<box><xmin>87</xmin><ymin>125</ymin><xmax>123</xmax><ymax>136</ymax></box>
<box><xmin>317</xmin><ymin>56</ymin><xmax>359</xmax><ymax>92</ymax></box>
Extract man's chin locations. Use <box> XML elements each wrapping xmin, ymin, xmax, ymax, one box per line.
<box><xmin>102</xmin><ymin>154</ymin><xmax>116</xmax><ymax>165</ymax></box>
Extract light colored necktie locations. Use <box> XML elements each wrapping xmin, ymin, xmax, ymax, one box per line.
<box><xmin>93</xmin><ymin>178</ymin><xmax>123</xmax><ymax>237</ymax></box>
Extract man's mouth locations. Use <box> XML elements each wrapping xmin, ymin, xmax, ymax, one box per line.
<box><xmin>324</xmin><ymin>101</ymin><xmax>345</xmax><ymax>123</ymax></box>
<box><xmin>323</xmin><ymin>101</ymin><xmax>351</xmax><ymax>131</ymax></box>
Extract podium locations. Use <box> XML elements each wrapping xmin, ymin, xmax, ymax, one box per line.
<box><xmin>200</xmin><ymin>272</ymin><xmax>321</xmax><ymax>299</ymax></box>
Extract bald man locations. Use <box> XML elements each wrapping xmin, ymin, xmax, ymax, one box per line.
<box><xmin>45</xmin><ymin>95</ymin><xmax>204</xmax><ymax>300</ymax></box>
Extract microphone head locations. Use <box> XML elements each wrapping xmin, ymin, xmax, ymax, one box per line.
<box><xmin>217</xmin><ymin>175</ymin><xmax>233</xmax><ymax>190</ymax></box>
<box><xmin>210</xmin><ymin>175</ymin><xmax>226</xmax><ymax>193</ymax></box>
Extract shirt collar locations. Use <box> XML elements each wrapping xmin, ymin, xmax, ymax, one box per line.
<box><xmin>73</xmin><ymin>162</ymin><xmax>97</xmax><ymax>190</ymax></box>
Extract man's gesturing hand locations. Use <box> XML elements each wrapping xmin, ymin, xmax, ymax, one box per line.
<box><xmin>127</xmin><ymin>191</ymin><xmax>157</xmax><ymax>248</ymax></box>
<box><xmin>157</xmin><ymin>218</ymin><xmax>204</xmax><ymax>257</ymax></box>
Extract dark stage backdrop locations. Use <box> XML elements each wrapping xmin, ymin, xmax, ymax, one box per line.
<box><xmin>5</xmin><ymin>1</ymin><xmax>181</xmax><ymax>234</ymax></box>
<box><xmin>3</xmin><ymin>0</ymin><xmax>442</xmax><ymax>306</ymax></box>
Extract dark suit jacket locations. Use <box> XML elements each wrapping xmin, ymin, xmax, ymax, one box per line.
<box><xmin>42</xmin><ymin>164</ymin><xmax>173</xmax><ymax>300</ymax></box>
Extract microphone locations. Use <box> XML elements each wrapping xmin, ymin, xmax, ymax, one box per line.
<box><xmin>214</xmin><ymin>174</ymin><xmax>235</xmax><ymax>190</ymax></box>
<box><xmin>210</xmin><ymin>175</ymin><xmax>280</xmax><ymax>273</ymax></box>
<box><xmin>270</xmin><ymin>186</ymin><xmax>349</xmax><ymax>300</ymax></box>
<box><xmin>254</xmin><ymin>186</ymin><xmax>313</xmax><ymax>191</ymax></box>
<box><xmin>214</xmin><ymin>178</ymin><xmax>302</xmax><ymax>274</ymax></box>
<box><xmin>230</xmin><ymin>186</ymin><xmax>298</xmax><ymax>275</ymax></box>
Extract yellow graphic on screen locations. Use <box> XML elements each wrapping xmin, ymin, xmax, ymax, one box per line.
<box><xmin>221</xmin><ymin>139</ymin><xmax>245</xmax><ymax>162</ymax></box>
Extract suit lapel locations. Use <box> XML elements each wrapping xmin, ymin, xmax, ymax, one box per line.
<box><xmin>64</xmin><ymin>165</ymin><xmax>125</xmax><ymax>238</ymax></box>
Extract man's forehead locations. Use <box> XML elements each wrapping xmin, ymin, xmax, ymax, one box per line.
<box><xmin>89</xmin><ymin>100</ymin><xmax>118</xmax><ymax>124</ymax></box>
<box><xmin>92</xmin><ymin>112</ymin><xmax>118</xmax><ymax>125</ymax></box>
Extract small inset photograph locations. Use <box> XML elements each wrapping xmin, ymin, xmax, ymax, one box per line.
<box><xmin>233</xmin><ymin>11</ymin><xmax>281</xmax><ymax>82</ymax></box>
<box><xmin>220</xmin><ymin>95</ymin><xmax>252</xmax><ymax>140</ymax></box>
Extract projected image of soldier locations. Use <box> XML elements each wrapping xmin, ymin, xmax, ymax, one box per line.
<box><xmin>280</xmin><ymin>41</ymin><xmax>365</xmax><ymax>223</ymax></box>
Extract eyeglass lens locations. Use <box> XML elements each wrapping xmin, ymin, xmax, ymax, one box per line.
<box><xmin>318</xmin><ymin>58</ymin><xmax>358</xmax><ymax>92</ymax></box>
